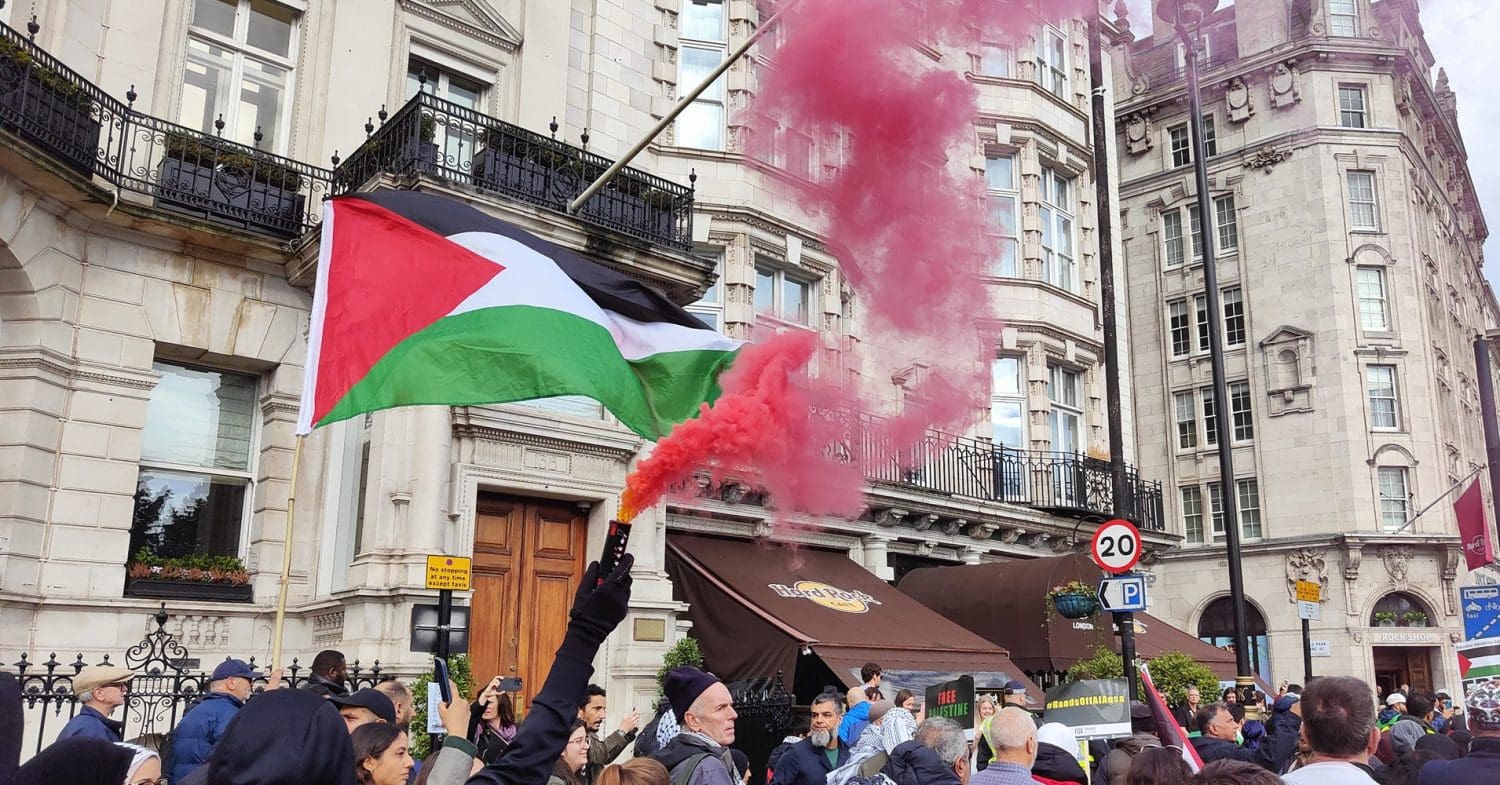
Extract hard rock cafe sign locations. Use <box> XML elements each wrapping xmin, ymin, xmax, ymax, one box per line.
<box><xmin>768</xmin><ymin>581</ymin><xmax>883</xmax><ymax>614</ymax></box>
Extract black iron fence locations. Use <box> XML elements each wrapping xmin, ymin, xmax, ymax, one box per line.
<box><xmin>0</xmin><ymin>20</ymin><xmax>333</xmax><ymax>238</ymax></box>
<box><xmin>727</xmin><ymin>674</ymin><xmax>793</xmax><ymax>785</ymax></box>
<box><xmin>826</xmin><ymin>411</ymin><xmax>1165</xmax><ymax>531</ymax></box>
<box><xmin>5</xmin><ymin>605</ymin><xmax>386</xmax><ymax>755</ymax></box>
<box><xmin>333</xmin><ymin>90</ymin><xmax>695</xmax><ymax>250</ymax></box>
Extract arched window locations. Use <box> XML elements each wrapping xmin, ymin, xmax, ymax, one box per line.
<box><xmin>1198</xmin><ymin>597</ymin><xmax>1271</xmax><ymax>684</ymax></box>
<box><xmin>1371</xmin><ymin>592</ymin><xmax>1431</xmax><ymax>627</ymax></box>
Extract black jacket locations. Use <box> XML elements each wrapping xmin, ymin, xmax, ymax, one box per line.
<box><xmin>881</xmin><ymin>741</ymin><xmax>961</xmax><ymax>785</ymax></box>
<box><xmin>1189</xmin><ymin>703</ymin><xmax>1301</xmax><ymax>774</ymax></box>
<box><xmin>1032</xmin><ymin>742</ymin><xmax>1087</xmax><ymax>784</ymax></box>
<box><xmin>303</xmin><ymin>673</ymin><xmax>349</xmax><ymax>699</ymax></box>
<box><xmin>0</xmin><ymin>672</ymin><xmax>21</xmax><ymax>784</ymax></box>
<box><xmin>767</xmin><ymin>740</ymin><xmax>797</xmax><ymax>780</ymax></box>
<box><xmin>769</xmin><ymin>737</ymin><xmax>849</xmax><ymax>785</ymax></box>
<box><xmin>188</xmin><ymin>688</ymin><xmax>354</xmax><ymax>785</ymax></box>
<box><xmin>1418</xmin><ymin>735</ymin><xmax>1500</xmax><ymax>785</ymax></box>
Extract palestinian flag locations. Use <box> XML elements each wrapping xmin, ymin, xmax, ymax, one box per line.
<box><xmin>296</xmin><ymin>191</ymin><xmax>740</xmax><ymax>439</ymax></box>
<box><xmin>1141</xmin><ymin>664</ymin><xmax>1204</xmax><ymax>773</ymax></box>
<box><xmin>1459</xmin><ymin>640</ymin><xmax>1500</xmax><ymax>680</ymax></box>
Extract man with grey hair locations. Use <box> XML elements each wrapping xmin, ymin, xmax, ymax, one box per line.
<box><xmin>848</xmin><ymin>716</ymin><xmax>969</xmax><ymax>785</ymax></box>
<box><xmin>969</xmin><ymin>707</ymin><xmax>1037</xmax><ymax>785</ymax></box>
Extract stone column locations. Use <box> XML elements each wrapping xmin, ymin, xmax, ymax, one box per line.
<box><xmin>862</xmin><ymin>535</ymin><xmax>895</xmax><ymax>581</ymax></box>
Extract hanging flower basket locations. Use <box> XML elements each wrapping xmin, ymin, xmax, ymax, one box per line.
<box><xmin>1046</xmin><ymin>580</ymin><xmax>1099</xmax><ymax>620</ymax></box>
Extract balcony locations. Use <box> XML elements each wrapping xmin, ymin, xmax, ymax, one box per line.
<box><xmin>334</xmin><ymin>91</ymin><xmax>694</xmax><ymax>250</ymax></box>
<box><xmin>0</xmin><ymin>21</ymin><xmax>693</xmax><ymax>249</ymax></box>
<box><xmin>835</xmin><ymin>414</ymin><xmax>1165</xmax><ymax>531</ymax></box>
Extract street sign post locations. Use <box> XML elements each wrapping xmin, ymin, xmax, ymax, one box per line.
<box><xmin>1462</xmin><ymin>585</ymin><xmax>1500</xmax><ymax>640</ymax></box>
<box><xmin>1090</xmin><ymin>519</ymin><xmax>1143</xmax><ymax>574</ymax></box>
<box><xmin>423</xmin><ymin>555</ymin><xmax>473</xmax><ymax>661</ymax></box>
<box><xmin>1294</xmin><ymin>580</ymin><xmax>1322</xmax><ymax>682</ymax></box>
<box><xmin>1098</xmin><ymin>575</ymin><xmax>1148</xmax><ymax>613</ymax></box>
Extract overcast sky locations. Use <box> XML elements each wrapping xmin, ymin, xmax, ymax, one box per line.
<box><xmin>1121</xmin><ymin>0</ymin><xmax>1498</xmax><ymax>284</ymax></box>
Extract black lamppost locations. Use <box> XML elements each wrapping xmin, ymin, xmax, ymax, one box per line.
<box><xmin>1155</xmin><ymin>0</ymin><xmax>1255</xmax><ymax>701</ymax></box>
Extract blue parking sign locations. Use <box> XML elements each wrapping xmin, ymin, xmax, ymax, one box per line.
<box><xmin>1461</xmin><ymin>585</ymin><xmax>1500</xmax><ymax>641</ymax></box>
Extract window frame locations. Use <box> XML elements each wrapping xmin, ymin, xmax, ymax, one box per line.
<box><xmin>1328</xmin><ymin>0</ymin><xmax>1359</xmax><ymax>37</ymax></box>
<box><xmin>1168</xmin><ymin>299</ymin><xmax>1192</xmax><ymax>357</ymax></box>
<box><xmin>1036</xmin><ymin>26</ymin><xmax>1069</xmax><ymax>99</ymax></box>
<box><xmin>1174</xmin><ymin>391</ymin><xmax>1199</xmax><ymax>451</ymax></box>
<box><xmin>1222</xmin><ymin>287</ymin><xmax>1246</xmax><ymax>347</ymax></box>
<box><xmin>687</xmin><ymin>248</ymin><xmax>725</xmax><ymax>332</ymax></box>
<box><xmin>180</xmin><ymin>0</ymin><xmax>300</xmax><ymax>154</ymax></box>
<box><xmin>1162</xmin><ymin>196</ymin><xmax>1236</xmax><ymax>267</ymax></box>
<box><xmin>133</xmin><ymin>360</ymin><xmax>262</xmax><ymax>562</ymax></box>
<box><xmin>675</xmin><ymin>0</ymin><xmax>728</xmax><ymax>150</ymax></box>
<box><xmin>1182</xmin><ymin>485</ymin><xmax>1205</xmax><ymax>543</ymax></box>
<box><xmin>990</xmin><ymin>355</ymin><xmax>1027</xmax><ymax>448</ymax></box>
<box><xmin>977</xmin><ymin>43</ymin><xmax>1014</xmax><ymax>78</ymax></box>
<box><xmin>1202</xmin><ymin>478</ymin><xmax>1262</xmax><ymax>542</ymax></box>
<box><xmin>754</xmin><ymin>263</ymin><xmax>816</xmax><ymax>327</ymax></box>
<box><xmin>1039</xmin><ymin>166</ymin><xmax>1076</xmax><ymax>292</ymax></box>
<box><xmin>1338</xmin><ymin>84</ymin><xmax>1368</xmax><ymax>128</ymax></box>
<box><xmin>1347</xmin><ymin>170</ymin><xmax>1380</xmax><ymax>231</ymax></box>
<box><xmin>1356</xmin><ymin>266</ymin><xmax>1390</xmax><ymax>331</ymax></box>
<box><xmin>1047</xmin><ymin>364</ymin><xmax>1083</xmax><ymax>455</ymax></box>
<box><xmin>1366</xmin><ymin>364</ymin><xmax>1401</xmax><ymax>431</ymax></box>
<box><xmin>1378</xmin><ymin>466</ymin><xmax>1410</xmax><ymax>531</ymax></box>
<box><xmin>985</xmin><ymin>154</ymin><xmax>1020</xmax><ymax>278</ymax></box>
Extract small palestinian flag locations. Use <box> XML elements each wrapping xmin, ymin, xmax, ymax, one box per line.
<box><xmin>297</xmin><ymin>191</ymin><xmax>739</xmax><ymax>439</ymax></box>
<box><xmin>1459</xmin><ymin>640</ymin><xmax>1500</xmax><ymax>680</ymax></box>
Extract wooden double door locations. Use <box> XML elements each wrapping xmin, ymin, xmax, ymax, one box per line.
<box><xmin>1373</xmin><ymin>646</ymin><xmax>1435</xmax><ymax>695</ymax></box>
<box><xmin>469</xmin><ymin>493</ymin><xmax>588</xmax><ymax>713</ymax></box>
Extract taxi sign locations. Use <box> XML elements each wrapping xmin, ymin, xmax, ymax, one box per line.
<box><xmin>425</xmin><ymin>555</ymin><xmax>472</xmax><ymax>591</ymax></box>
<box><xmin>1295</xmin><ymin>580</ymin><xmax>1321</xmax><ymax>603</ymax></box>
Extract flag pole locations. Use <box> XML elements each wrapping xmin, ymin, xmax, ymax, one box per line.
<box><xmin>1391</xmin><ymin>464</ymin><xmax>1484</xmax><ymax>534</ymax></box>
<box><xmin>566</xmin><ymin>0</ymin><xmax>803</xmax><ymax>215</ymax></box>
<box><xmin>270</xmin><ymin>434</ymin><xmax>306</xmax><ymax>669</ymax></box>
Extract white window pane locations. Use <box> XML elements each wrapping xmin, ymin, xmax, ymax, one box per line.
<box><xmin>1182</xmin><ymin>486</ymin><xmax>1204</xmax><ymax>542</ymax></box>
<box><xmin>1164</xmin><ymin>211</ymin><xmax>1184</xmax><ymax>267</ymax></box>
<box><xmin>980</xmin><ymin>45</ymin><xmax>1011</xmax><ymax>77</ymax></box>
<box><xmin>192</xmin><ymin>0</ymin><xmax>237</xmax><ymax>37</ymax></box>
<box><xmin>679</xmin><ymin>47</ymin><xmax>725</xmax><ymax>101</ymax></box>
<box><xmin>180</xmin><ymin>37</ymin><xmax>235</xmax><ymax>135</ymax></box>
<box><xmin>991</xmin><ymin>401</ymin><xmax>1025</xmax><ymax>446</ymax></box>
<box><xmin>991</xmin><ymin>357</ymin><xmax>1022</xmax><ymax>396</ymax></box>
<box><xmin>985</xmin><ymin>156</ymin><xmax>1015</xmax><ymax>190</ymax></box>
<box><xmin>754</xmin><ymin>268</ymin><xmax>775</xmax><ymax>314</ymax></box>
<box><xmin>248</xmin><ymin>0</ymin><xmax>295</xmax><ymax>57</ymax></box>
<box><xmin>237</xmin><ymin>57</ymin><xmax>286</xmax><ymax>148</ymax></box>
<box><xmin>446</xmin><ymin>76</ymin><xmax>484</xmax><ymax>110</ymax></box>
<box><xmin>142</xmin><ymin>363</ymin><xmax>257</xmax><ymax>471</ymax></box>
<box><xmin>783</xmin><ymin>277</ymin><xmax>809</xmax><ymax>324</ymax></box>
<box><xmin>681</xmin><ymin>0</ymin><xmax>725</xmax><ymax>41</ymax></box>
<box><xmin>132</xmin><ymin>469</ymin><xmax>248</xmax><ymax>558</ymax></box>
<box><xmin>676</xmin><ymin>101</ymin><xmax>724</xmax><ymax>150</ymax></box>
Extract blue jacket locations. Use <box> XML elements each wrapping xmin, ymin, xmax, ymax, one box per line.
<box><xmin>57</xmin><ymin>705</ymin><xmax>123</xmax><ymax>742</ymax></box>
<box><xmin>769</xmin><ymin>737</ymin><xmax>850</xmax><ymax>785</ymax></box>
<box><xmin>169</xmin><ymin>691</ymin><xmax>244</xmax><ymax>783</ymax></box>
<box><xmin>838</xmin><ymin>703</ymin><xmax>871</xmax><ymax>746</ymax></box>
<box><xmin>1419</xmin><ymin>735</ymin><xmax>1500</xmax><ymax>785</ymax></box>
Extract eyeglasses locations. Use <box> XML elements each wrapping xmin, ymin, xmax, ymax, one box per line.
<box><xmin>567</xmin><ymin>737</ymin><xmax>590</xmax><ymax>747</ymax></box>
<box><xmin>131</xmin><ymin>779</ymin><xmax>170</xmax><ymax>785</ymax></box>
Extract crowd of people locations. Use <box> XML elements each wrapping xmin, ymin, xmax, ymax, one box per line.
<box><xmin>0</xmin><ymin>563</ymin><xmax>1496</xmax><ymax>785</ymax></box>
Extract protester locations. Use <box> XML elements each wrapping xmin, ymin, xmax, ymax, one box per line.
<box><xmin>375</xmin><ymin>680</ymin><xmax>415</xmax><ymax>726</ymax></box>
<box><xmin>1190</xmin><ymin>696</ymin><xmax>1301</xmax><ymax>772</ymax></box>
<box><xmin>1418</xmin><ymin>676</ymin><xmax>1500</xmax><ymax>784</ymax></box>
<box><xmin>465</xmin><ymin>555</ymin><xmax>634</xmax><ymax>785</ymax></box>
<box><xmin>1031</xmin><ymin>722</ymin><xmax>1086</xmax><ymax>785</ymax></box>
<box><xmin>180</xmin><ymin>687</ymin><xmax>355</xmax><ymax>785</ymax></box>
<box><xmin>1099</xmin><ymin>703</ymin><xmax>1162</xmax><ymax>785</ymax></box>
<box><xmin>1391</xmin><ymin>691</ymin><xmax>1438</xmax><ymax>756</ymax></box>
<box><xmin>353</xmin><ymin>722</ymin><xmax>414</xmax><ymax>785</ymax></box>
<box><xmin>633</xmin><ymin>700</ymin><xmax>681</xmax><ymax>759</ymax></box>
<box><xmin>1190</xmin><ymin>759</ymin><xmax>1283</xmax><ymax>785</ymax></box>
<box><xmin>649</xmin><ymin>666</ymin><xmax>738</xmax><ymax>785</ymax></box>
<box><xmin>730</xmin><ymin>750</ymin><xmax>750</xmax><ymax>785</ymax></box>
<box><xmin>830</xmin><ymin>701</ymin><xmax>895</xmax><ymax>785</ymax></box>
<box><xmin>1123</xmin><ymin>747</ymin><xmax>1192</xmax><ymax>785</ymax></box>
<box><xmin>6</xmin><ymin>737</ymin><xmax>135</xmax><ymax>785</ymax></box>
<box><xmin>974</xmin><ymin>695</ymin><xmax>999</xmax><ymax>771</ymax></box>
<box><xmin>579</xmin><ymin>684</ymin><xmax>639</xmax><ymax>785</ymax></box>
<box><xmin>1447</xmin><ymin>729</ymin><xmax>1472</xmax><ymax>755</ymax></box>
<box><xmin>863</xmin><ymin>664</ymin><xmax>884</xmax><ymax>697</ymax></box>
<box><xmin>306</xmin><ymin>650</ymin><xmax>351</xmax><ymax>698</ymax></box>
<box><xmin>1173</xmin><ymin>688</ymin><xmax>1201</xmax><ymax>731</ymax></box>
<box><xmin>169</xmin><ymin>658</ymin><xmax>265</xmax><ymax>782</ymax></box>
<box><xmin>470</xmin><ymin>677</ymin><xmax>521</xmax><ymax>764</ymax></box>
<box><xmin>598</xmin><ymin>758</ymin><xmax>671</xmax><ymax>785</ymax></box>
<box><xmin>1220</xmin><ymin>689</ymin><xmax>1238</xmax><ymax>706</ymax></box>
<box><xmin>768</xmin><ymin>714</ymin><xmax>811</xmax><ymax>782</ymax></box>
<box><xmin>1381</xmin><ymin>693</ymin><xmax>1407</xmax><ymax>730</ymax></box>
<box><xmin>1280</xmin><ymin>676</ymin><xmax>1380</xmax><ymax>784</ymax></box>
<box><xmin>849</xmin><ymin>716</ymin><xmax>969</xmax><ymax>785</ymax></box>
<box><xmin>333</xmin><ymin>688</ymin><xmax>398</xmax><ymax>732</ymax></box>
<box><xmin>1388</xmin><ymin>750</ymin><xmax>1441</xmax><ymax>785</ymax></box>
<box><xmin>547</xmin><ymin>720</ymin><xmax>590</xmax><ymax>785</ymax></box>
<box><xmin>772</xmin><ymin>691</ymin><xmax>849</xmax><ymax>785</ymax></box>
<box><xmin>57</xmin><ymin>665</ymin><xmax>134</xmax><ymax>741</ymax></box>
<box><xmin>841</xmin><ymin>687</ymin><xmax>873</xmax><ymax>745</ymax></box>
<box><xmin>895</xmin><ymin>690</ymin><xmax>918</xmax><ymax>714</ymax></box>
<box><xmin>966</xmin><ymin>707</ymin><xmax>1037</xmax><ymax>785</ymax></box>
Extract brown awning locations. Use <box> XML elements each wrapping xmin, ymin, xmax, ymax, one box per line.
<box><xmin>898</xmin><ymin>553</ymin><xmax>1239</xmax><ymax>680</ymax></box>
<box><xmin>666</xmin><ymin>533</ymin><xmax>1042</xmax><ymax>705</ymax></box>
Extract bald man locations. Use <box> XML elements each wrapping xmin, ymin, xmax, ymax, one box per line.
<box><xmin>972</xmin><ymin>708</ymin><xmax>1039</xmax><ymax>785</ymax></box>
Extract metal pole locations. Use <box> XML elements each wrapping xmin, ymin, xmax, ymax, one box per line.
<box><xmin>1117</xmin><ymin>610</ymin><xmax>1139</xmax><ymax>702</ymax></box>
<box><xmin>1175</xmin><ymin>16</ymin><xmax>1253</xmax><ymax>697</ymax></box>
<box><xmin>1088</xmin><ymin>12</ymin><xmax>1129</xmax><ymax>516</ymax></box>
<box><xmin>436</xmin><ymin>588</ymin><xmax>453</xmax><ymax>663</ymax></box>
<box><xmin>270</xmin><ymin>435</ymin><xmax>305</xmax><ymax>669</ymax></box>
<box><xmin>1475</xmin><ymin>335</ymin><xmax>1500</xmax><ymax>529</ymax></box>
<box><xmin>567</xmin><ymin>0</ymin><xmax>802</xmax><ymax>215</ymax></box>
<box><xmin>1301</xmin><ymin>618</ymin><xmax>1313</xmax><ymax>683</ymax></box>
<box><xmin>1391</xmin><ymin>464</ymin><xmax>1484</xmax><ymax>534</ymax></box>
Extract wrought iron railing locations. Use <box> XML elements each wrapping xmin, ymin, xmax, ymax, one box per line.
<box><xmin>827</xmin><ymin>411</ymin><xmax>1165</xmax><ymax>531</ymax></box>
<box><xmin>727</xmin><ymin>673</ymin><xmax>792</xmax><ymax>785</ymax></box>
<box><xmin>6</xmin><ymin>605</ymin><xmax>386</xmax><ymax>753</ymax></box>
<box><xmin>0</xmin><ymin>21</ymin><xmax>332</xmax><ymax>238</ymax></box>
<box><xmin>334</xmin><ymin>91</ymin><xmax>695</xmax><ymax>250</ymax></box>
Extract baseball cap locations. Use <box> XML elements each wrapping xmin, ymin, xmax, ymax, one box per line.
<box><xmin>1003</xmin><ymin>679</ymin><xmax>1027</xmax><ymax>694</ymax></box>
<box><xmin>1387</xmin><ymin>692</ymin><xmax>1407</xmax><ymax>706</ymax></box>
<box><xmin>330</xmin><ymin>687</ymin><xmax>397</xmax><ymax>724</ymax></box>
<box><xmin>211</xmin><ymin>658</ymin><xmax>265</xmax><ymax>682</ymax></box>
<box><xmin>73</xmin><ymin>665</ymin><xmax>135</xmax><ymax>697</ymax></box>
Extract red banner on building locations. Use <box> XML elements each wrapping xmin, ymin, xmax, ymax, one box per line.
<box><xmin>1456</xmin><ymin>479</ymin><xmax>1495</xmax><ymax>571</ymax></box>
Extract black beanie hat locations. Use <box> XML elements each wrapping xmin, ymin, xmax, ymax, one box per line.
<box><xmin>664</xmin><ymin>667</ymin><xmax>722</xmax><ymax>723</ymax></box>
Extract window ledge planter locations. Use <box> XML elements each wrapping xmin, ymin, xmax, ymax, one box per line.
<box><xmin>154</xmin><ymin>134</ymin><xmax>306</xmax><ymax>237</ymax></box>
<box><xmin>126</xmin><ymin>577</ymin><xmax>253</xmax><ymax>603</ymax></box>
<box><xmin>125</xmin><ymin>557</ymin><xmax>252</xmax><ymax>603</ymax></box>
<box><xmin>0</xmin><ymin>46</ymin><xmax>100</xmax><ymax>176</ymax></box>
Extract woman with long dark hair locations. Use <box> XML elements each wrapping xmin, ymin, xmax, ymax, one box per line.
<box><xmin>548</xmin><ymin>721</ymin><xmax>590</xmax><ymax>785</ymax></box>
<box><xmin>353</xmin><ymin>722</ymin><xmax>413</xmax><ymax>785</ymax></box>
<box><xmin>1124</xmin><ymin>747</ymin><xmax>1192</xmax><ymax>785</ymax></box>
<box><xmin>470</xmin><ymin>676</ymin><xmax>521</xmax><ymax>765</ymax></box>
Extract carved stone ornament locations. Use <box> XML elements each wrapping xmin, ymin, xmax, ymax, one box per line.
<box><xmin>1270</xmin><ymin>62</ymin><xmax>1301</xmax><ymax>109</ymax></box>
<box><xmin>1284</xmin><ymin>548</ymin><xmax>1330</xmax><ymax>602</ymax></box>
<box><xmin>915</xmin><ymin>541</ymin><xmax>937</xmax><ymax>557</ymax></box>
<box><xmin>969</xmin><ymin>521</ymin><xmax>999</xmax><ymax>541</ymax></box>
<box><xmin>942</xmin><ymin>518</ymin><xmax>965</xmax><ymax>536</ymax></box>
<box><xmin>913</xmin><ymin>513</ymin><xmax>939</xmax><ymax>532</ymax></box>
<box><xmin>1225</xmin><ymin>77</ymin><xmax>1254</xmax><ymax>123</ymax></box>
<box><xmin>1244</xmin><ymin>145</ymin><xmax>1292</xmax><ymax>174</ymax></box>
<box><xmin>999</xmin><ymin>527</ymin><xmax>1026</xmax><ymax>545</ymax></box>
<box><xmin>753</xmin><ymin>520</ymin><xmax>774</xmax><ymax>539</ymax></box>
<box><xmin>1124</xmin><ymin>113</ymin><xmax>1153</xmax><ymax>155</ymax></box>
<box><xmin>1027</xmin><ymin>532</ymin><xmax>1052</xmax><ymax>549</ymax></box>
<box><xmin>1380</xmin><ymin>545</ymin><xmax>1415</xmax><ymax>586</ymax></box>
<box><xmin>874</xmin><ymin>508</ymin><xmax>908</xmax><ymax>528</ymax></box>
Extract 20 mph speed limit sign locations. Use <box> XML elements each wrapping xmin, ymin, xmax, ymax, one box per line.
<box><xmin>1091</xmin><ymin>519</ymin><xmax>1142</xmax><ymax>574</ymax></box>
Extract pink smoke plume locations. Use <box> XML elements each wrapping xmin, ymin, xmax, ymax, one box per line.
<box><xmin>621</xmin><ymin>0</ymin><xmax>1096</xmax><ymax>523</ymax></box>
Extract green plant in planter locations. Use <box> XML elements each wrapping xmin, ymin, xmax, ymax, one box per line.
<box><xmin>0</xmin><ymin>37</ymin><xmax>94</xmax><ymax>109</ymax></box>
<box><xmin>410</xmin><ymin>654</ymin><xmax>476</xmax><ymax>759</ymax></box>
<box><xmin>1374</xmin><ymin>610</ymin><xmax>1399</xmax><ymax>626</ymax></box>
<box><xmin>127</xmin><ymin>548</ymin><xmax>249</xmax><ymax>584</ymax></box>
<box><xmin>1044</xmin><ymin>580</ymin><xmax>1098</xmax><ymax>603</ymax></box>
<box><xmin>1402</xmin><ymin>610</ymin><xmax>1428</xmax><ymax>626</ymax></box>
<box><xmin>419</xmin><ymin>115</ymin><xmax>436</xmax><ymax>143</ymax></box>
<box><xmin>162</xmin><ymin>130</ymin><xmax>304</xmax><ymax>191</ymax></box>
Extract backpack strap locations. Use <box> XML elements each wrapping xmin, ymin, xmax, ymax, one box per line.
<box><xmin>671</xmin><ymin>753</ymin><xmax>713</xmax><ymax>785</ymax></box>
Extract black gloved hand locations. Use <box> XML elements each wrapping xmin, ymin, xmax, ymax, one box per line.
<box><xmin>569</xmin><ymin>553</ymin><xmax>634</xmax><ymax>644</ymax></box>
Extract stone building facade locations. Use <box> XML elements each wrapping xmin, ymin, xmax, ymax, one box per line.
<box><xmin>0</xmin><ymin>0</ymin><xmax>1166</xmax><ymax>742</ymax></box>
<box><xmin>1112</xmin><ymin>0</ymin><xmax>1494</xmax><ymax>692</ymax></box>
